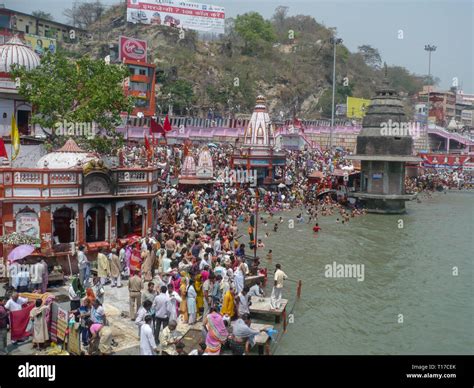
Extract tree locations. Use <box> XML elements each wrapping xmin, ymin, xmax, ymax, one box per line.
<box><xmin>31</xmin><ymin>11</ymin><xmax>54</xmax><ymax>21</ymax></box>
<box><xmin>158</xmin><ymin>79</ymin><xmax>195</xmax><ymax>115</ymax></box>
<box><xmin>234</xmin><ymin>12</ymin><xmax>276</xmax><ymax>55</ymax></box>
<box><xmin>357</xmin><ymin>45</ymin><xmax>382</xmax><ymax>69</ymax></box>
<box><xmin>272</xmin><ymin>6</ymin><xmax>289</xmax><ymax>37</ymax></box>
<box><xmin>11</xmin><ymin>52</ymin><xmax>133</xmax><ymax>153</ymax></box>
<box><xmin>63</xmin><ymin>0</ymin><xmax>105</xmax><ymax>29</ymax></box>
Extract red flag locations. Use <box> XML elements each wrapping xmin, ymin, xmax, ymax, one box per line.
<box><xmin>150</xmin><ymin>117</ymin><xmax>165</xmax><ymax>135</ymax></box>
<box><xmin>163</xmin><ymin>114</ymin><xmax>172</xmax><ymax>132</ymax></box>
<box><xmin>144</xmin><ymin>134</ymin><xmax>154</xmax><ymax>161</ymax></box>
<box><xmin>0</xmin><ymin>138</ymin><xmax>7</xmax><ymax>158</ymax></box>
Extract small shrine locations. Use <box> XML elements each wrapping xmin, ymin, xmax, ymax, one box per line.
<box><xmin>178</xmin><ymin>144</ymin><xmax>215</xmax><ymax>187</ymax></box>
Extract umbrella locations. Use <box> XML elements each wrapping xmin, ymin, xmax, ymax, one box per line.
<box><xmin>278</xmin><ymin>183</ymin><xmax>286</xmax><ymax>188</ymax></box>
<box><xmin>207</xmin><ymin>143</ymin><xmax>218</xmax><ymax>148</ymax></box>
<box><xmin>7</xmin><ymin>244</ymin><xmax>35</xmax><ymax>262</ymax></box>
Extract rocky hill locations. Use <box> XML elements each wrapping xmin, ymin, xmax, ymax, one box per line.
<box><xmin>60</xmin><ymin>3</ymin><xmax>426</xmax><ymax>120</ymax></box>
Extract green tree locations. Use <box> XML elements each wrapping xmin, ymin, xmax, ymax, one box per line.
<box><xmin>158</xmin><ymin>79</ymin><xmax>195</xmax><ymax>115</ymax></box>
<box><xmin>234</xmin><ymin>12</ymin><xmax>276</xmax><ymax>55</ymax></box>
<box><xmin>11</xmin><ymin>52</ymin><xmax>132</xmax><ymax>153</ymax></box>
<box><xmin>357</xmin><ymin>45</ymin><xmax>382</xmax><ymax>69</ymax></box>
<box><xmin>31</xmin><ymin>11</ymin><xmax>54</xmax><ymax>20</ymax></box>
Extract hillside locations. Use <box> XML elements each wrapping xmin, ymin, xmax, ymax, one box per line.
<box><xmin>60</xmin><ymin>3</ymin><xmax>426</xmax><ymax>120</ymax></box>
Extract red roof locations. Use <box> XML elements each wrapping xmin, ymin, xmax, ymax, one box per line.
<box><xmin>56</xmin><ymin>138</ymin><xmax>86</xmax><ymax>153</ymax></box>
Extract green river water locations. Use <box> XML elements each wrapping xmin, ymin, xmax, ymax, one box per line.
<box><xmin>250</xmin><ymin>191</ymin><xmax>473</xmax><ymax>355</ymax></box>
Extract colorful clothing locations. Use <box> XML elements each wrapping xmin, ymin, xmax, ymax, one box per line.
<box><xmin>205</xmin><ymin>312</ymin><xmax>228</xmax><ymax>355</ymax></box>
<box><xmin>220</xmin><ymin>290</ymin><xmax>235</xmax><ymax>318</ymax></box>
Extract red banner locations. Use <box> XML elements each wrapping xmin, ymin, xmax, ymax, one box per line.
<box><xmin>119</xmin><ymin>36</ymin><xmax>147</xmax><ymax>62</ymax></box>
<box><xmin>420</xmin><ymin>154</ymin><xmax>471</xmax><ymax>167</ymax></box>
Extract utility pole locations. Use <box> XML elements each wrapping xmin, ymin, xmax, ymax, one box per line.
<box><xmin>330</xmin><ymin>36</ymin><xmax>343</xmax><ymax>149</ymax></box>
<box><xmin>424</xmin><ymin>44</ymin><xmax>437</xmax><ymax>127</ymax></box>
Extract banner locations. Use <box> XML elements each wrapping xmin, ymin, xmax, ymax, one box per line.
<box><xmin>126</xmin><ymin>0</ymin><xmax>225</xmax><ymax>34</ymax></box>
<box><xmin>119</xmin><ymin>36</ymin><xmax>148</xmax><ymax>62</ymax></box>
<box><xmin>23</xmin><ymin>34</ymin><xmax>56</xmax><ymax>56</ymax></box>
<box><xmin>347</xmin><ymin>97</ymin><xmax>371</xmax><ymax>119</ymax></box>
<box><xmin>420</xmin><ymin>154</ymin><xmax>471</xmax><ymax>167</ymax></box>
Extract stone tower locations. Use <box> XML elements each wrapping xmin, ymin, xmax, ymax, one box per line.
<box><xmin>348</xmin><ymin>72</ymin><xmax>421</xmax><ymax>213</ymax></box>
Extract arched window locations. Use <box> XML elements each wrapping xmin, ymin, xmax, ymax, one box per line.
<box><xmin>85</xmin><ymin>206</ymin><xmax>107</xmax><ymax>242</ymax></box>
<box><xmin>117</xmin><ymin>204</ymin><xmax>143</xmax><ymax>238</ymax></box>
<box><xmin>53</xmin><ymin>207</ymin><xmax>75</xmax><ymax>244</ymax></box>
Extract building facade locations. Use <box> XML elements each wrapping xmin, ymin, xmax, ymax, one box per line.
<box><xmin>0</xmin><ymin>139</ymin><xmax>162</xmax><ymax>273</ymax></box>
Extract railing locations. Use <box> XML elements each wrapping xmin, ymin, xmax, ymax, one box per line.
<box><xmin>13</xmin><ymin>171</ymin><xmax>42</xmax><ymax>184</ymax></box>
<box><xmin>50</xmin><ymin>172</ymin><xmax>77</xmax><ymax>184</ymax></box>
<box><xmin>118</xmin><ymin>171</ymin><xmax>147</xmax><ymax>182</ymax></box>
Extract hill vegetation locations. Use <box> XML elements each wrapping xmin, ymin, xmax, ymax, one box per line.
<box><xmin>59</xmin><ymin>2</ymin><xmax>429</xmax><ymax>120</ymax></box>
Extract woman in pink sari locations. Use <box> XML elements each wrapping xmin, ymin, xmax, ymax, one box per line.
<box><xmin>204</xmin><ymin>307</ymin><xmax>229</xmax><ymax>355</ymax></box>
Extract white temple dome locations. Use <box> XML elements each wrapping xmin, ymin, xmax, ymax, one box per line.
<box><xmin>243</xmin><ymin>95</ymin><xmax>275</xmax><ymax>147</ymax></box>
<box><xmin>36</xmin><ymin>139</ymin><xmax>95</xmax><ymax>169</ymax></box>
<box><xmin>0</xmin><ymin>36</ymin><xmax>40</xmax><ymax>73</ymax></box>
<box><xmin>181</xmin><ymin>154</ymin><xmax>196</xmax><ymax>177</ymax></box>
<box><xmin>196</xmin><ymin>146</ymin><xmax>213</xmax><ymax>178</ymax></box>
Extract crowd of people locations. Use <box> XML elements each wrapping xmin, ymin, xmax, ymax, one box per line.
<box><xmin>2</xmin><ymin>139</ymin><xmax>471</xmax><ymax>356</ymax></box>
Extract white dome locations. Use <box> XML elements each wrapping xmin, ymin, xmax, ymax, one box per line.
<box><xmin>36</xmin><ymin>152</ymin><xmax>94</xmax><ymax>169</ymax></box>
<box><xmin>0</xmin><ymin>36</ymin><xmax>40</xmax><ymax>73</ymax></box>
<box><xmin>36</xmin><ymin>139</ymin><xmax>95</xmax><ymax>169</ymax></box>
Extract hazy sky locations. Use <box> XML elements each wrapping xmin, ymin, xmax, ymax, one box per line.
<box><xmin>9</xmin><ymin>0</ymin><xmax>474</xmax><ymax>92</ymax></box>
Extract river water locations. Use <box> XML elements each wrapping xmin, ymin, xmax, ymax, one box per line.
<box><xmin>250</xmin><ymin>191</ymin><xmax>473</xmax><ymax>355</ymax></box>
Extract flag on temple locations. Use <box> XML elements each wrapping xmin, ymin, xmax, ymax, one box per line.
<box><xmin>11</xmin><ymin>115</ymin><xmax>20</xmax><ymax>160</ymax></box>
<box><xmin>163</xmin><ymin>114</ymin><xmax>172</xmax><ymax>132</ymax></box>
<box><xmin>0</xmin><ymin>138</ymin><xmax>7</xmax><ymax>158</ymax></box>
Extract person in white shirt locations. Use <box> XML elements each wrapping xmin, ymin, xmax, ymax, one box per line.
<box><xmin>152</xmin><ymin>286</ymin><xmax>170</xmax><ymax>342</ymax></box>
<box><xmin>135</xmin><ymin>300</ymin><xmax>153</xmax><ymax>337</ymax></box>
<box><xmin>30</xmin><ymin>260</ymin><xmax>44</xmax><ymax>291</ymax></box>
<box><xmin>5</xmin><ymin>293</ymin><xmax>28</xmax><ymax>312</ymax></box>
<box><xmin>166</xmin><ymin>284</ymin><xmax>182</xmax><ymax>322</ymax></box>
<box><xmin>248</xmin><ymin>281</ymin><xmax>264</xmax><ymax>298</ymax></box>
<box><xmin>237</xmin><ymin>287</ymin><xmax>251</xmax><ymax>317</ymax></box>
<box><xmin>140</xmin><ymin>315</ymin><xmax>158</xmax><ymax>355</ymax></box>
<box><xmin>162</xmin><ymin>255</ymin><xmax>172</xmax><ymax>273</ymax></box>
<box><xmin>199</xmin><ymin>253</ymin><xmax>210</xmax><ymax>271</ymax></box>
<box><xmin>5</xmin><ymin>293</ymin><xmax>29</xmax><ymax>344</ymax></box>
<box><xmin>270</xmin><ymin>264</ymin><xmax>288</xmax><ymax>310</ymax></box>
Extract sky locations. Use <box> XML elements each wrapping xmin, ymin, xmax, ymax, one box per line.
<box><xmin>8</xmin><ymin>0</ymin><xmax>474</xmax><ymax>92</ymax></box>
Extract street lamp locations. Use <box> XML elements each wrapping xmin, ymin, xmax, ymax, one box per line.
<box><xmin>330</xmin><ymin>36</ymin><xmax>343</xmax><ymax>148</ymax></box>
<box><xmin>424</xmin><ymin>44</ymin><xmax>437</xmax><ymax>126</ymax></box>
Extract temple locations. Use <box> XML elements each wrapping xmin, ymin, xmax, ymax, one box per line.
<box><xmin>178</xmin><ymin>144</ymin><xmax>215</xmax><ymax>186</ymax></box>
<box><xmin>348</xmin><ymin>74</ymin><xmax>421</xmax><ymax>213</ymax></box>
<box><xmin>0</xmin><ymin>139</ymin><xmax>162</xmax><ymax>273</ymax></box>
<box><xmin>232</xmin><ymin>95</ymin><xmax>286</xmax><ymax>186</ymax></box>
